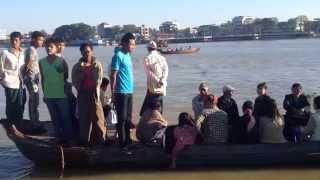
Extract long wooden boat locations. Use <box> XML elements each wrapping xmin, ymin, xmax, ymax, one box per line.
<box><xmin>159</xmin><ymin>47</ymin><xmax>200</xmax><ymax>55</ymax></box>
<box><xmin>0</xmin><ymin>119</ymin><xmax>171</xmax><ymax>169</ymax></box>
<box><xmin>2</xmin><ymin>119</ymin><xmax>320</xmax><ymax>169</ymax></box>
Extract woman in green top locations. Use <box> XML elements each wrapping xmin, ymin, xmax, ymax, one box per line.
<box><xmin>39</xmin><ymin>38</ymin><xmax>73</xmax><ymax>145</ymax></box>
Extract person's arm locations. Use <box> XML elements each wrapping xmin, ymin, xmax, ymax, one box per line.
<box><xmin>143</xmin><ymin>57</ymin><xmax>160</xmax><ymax>83</ymax></box>
<box><xmin>62</xmin><ymin>59</ymin><xmax>69</xmax><ymax>81</ymax></box>
<box><xmin>110</xmin><ymin>54</ymin><xmax>121</xmax><ymax>96</ymax></box>
<box><xmin>0</xmin><ymin>51</ymin><xmax>4</xmax><ymax>81</ymax></box>
<box><xmin>303</xmin><ymin>114</ymin><xmax>316</xmax><ymax>135</ymax></box>
<box><xmin>160</xmin><ymin>57</ymin><xmax>169</xmax><ymax>85</ymax></box>
<box><xmin>38</xmin><ymin>61</ymin><xmax>45</xmax><ymax>91</ymax></box>
<box><xmin>283</xmin><ymin>95</ymin><xmax>294</xmax><ymax>112</ymax></box>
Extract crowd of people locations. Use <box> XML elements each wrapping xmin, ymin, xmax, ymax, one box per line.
<box><xmin>1</xmin><ymin>31</ymin><xmax>320</xmax><ymax>158</ymax></box>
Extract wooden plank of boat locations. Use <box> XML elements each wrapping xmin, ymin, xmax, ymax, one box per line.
<box><xmin>175</xmin><ymin>142</ymin><xmax>320</xmax><ymax>168</ymax></box>
<box><xmin>159</xmin><ymin>48</ymin><xmax>200</xmax><ymax>55</ymax></box>
<box><xmin>0</xmin><ymin>119</ymin><xmax>171</xmax><ymax>169</ymax></box>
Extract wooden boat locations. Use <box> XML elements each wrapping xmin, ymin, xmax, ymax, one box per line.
<box><xmin>159</xmin><ymin>47</ymin><xmax>200</xmax><ymax>55</ymax></box>
<box><xmin>2</xmin><ymin>119</ymin><xmax>320</xmax><ymax>169</ymax></box>
<box><xmin>0</xmin><ymin>119</ymin><xmax>171</xmax><ymax>169</ymax></box>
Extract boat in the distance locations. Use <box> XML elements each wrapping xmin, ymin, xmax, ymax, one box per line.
<box><xmin>159</xmin><ymin>47</ymin><xmax>200</xmax><ymax>55</ymax></box>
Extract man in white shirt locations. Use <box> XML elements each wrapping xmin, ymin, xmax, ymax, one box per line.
<box><xmin>140</xmin><ymin>41</ymin><xmax>168</xmax><ymax>116</ymax></box>
<box><xmin>0</xmin><ymin>32</ymin><xmax>25</xmax><ymax>125</ymax></box>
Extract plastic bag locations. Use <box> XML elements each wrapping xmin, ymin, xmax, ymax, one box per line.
<box><xmin>108</xmin><ymin>108</ymin><xmax>118</xmax><ymax>125</ymax></box>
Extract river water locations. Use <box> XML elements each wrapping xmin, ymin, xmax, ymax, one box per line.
<box><xmin>1</xmin><ymin>39</ymin><xmax>320</xmax><ymax>179</ymax></box>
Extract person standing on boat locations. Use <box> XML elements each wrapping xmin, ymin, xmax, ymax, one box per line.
<box><xmin>140</xmin><ymin>40</ymin><xmax>168</xmax><ymax>116</ymax></box>
<box><xmin>23</xmin><ymin>31</ymin><xmax>45</xmax><ymax>127</ymax></box>
<box><xmin>39</xmin><ymin>38</ymin><xmax>73</xmax><ymax>145</ymax></box>
<box><xmin>0</xmin><ymin>32</ymin><xmax>26</xmax><ymax>126</ymax></box>
<box><xmin>110</xmin><ymin>33</ymin><xmax>136</xmax><ymax>147</ymax></box>
<box><xmin>253</xmin><ymin>82</ymin><xmax>271</xmax><ymax>125</ymax></box>
<box><xmin>72</xmin><ymin>43</ymin><xmax>106</xmax><ymax>146</ymax></box>
<box><xmin>217</xmin><ymin>85</ymin><xmax>239</xmax><ymax>142</ymax></box>
<box><xmin>192</xmin><ymin>82</ymin><xmax>211</xmax><ymax>120</ymax></box>
<box><xmin>283</xmin><ymin>83</ymin><xmax>310</xmax><ymax>142</ymax></box>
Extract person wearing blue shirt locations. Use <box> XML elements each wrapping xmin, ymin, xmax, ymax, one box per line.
<box><xmin>110</xmin><ymin>33</ymin><xmax>136</xmax><ymax>147</ymax></box>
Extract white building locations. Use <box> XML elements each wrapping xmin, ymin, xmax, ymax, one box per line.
<box><xmin>140</xmin><ymin>24</ymin><xmax>150</xmax><ymax>40</ymax></box>
<box><xmin>159</xmin><ymin>21</ymin><xmax>179</xmax><ymax>33</ymax></box>
<box><xmin>232</xmin><ymin>16</ymin><xmax>256</xmax><ymax>26</ymax></box>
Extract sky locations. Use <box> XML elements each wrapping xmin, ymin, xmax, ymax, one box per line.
<box><xmin>1</xmin><ymin>0</ymin><xmax>320</xmax><ymax>34</ymax></box>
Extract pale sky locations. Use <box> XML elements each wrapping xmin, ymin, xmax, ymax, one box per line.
<box><xmin>1</xmin><ymin>0</ymin><xmax>320</xmax><ymax>34</ymax></box>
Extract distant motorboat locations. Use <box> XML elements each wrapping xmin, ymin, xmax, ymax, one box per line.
<box><xmin>159</xmin><ymin>47</ymin><xmax>200</xmax><ymax>55</ymax></box>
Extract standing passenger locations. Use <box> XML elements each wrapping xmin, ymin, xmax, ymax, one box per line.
<box><xmin>140</xmin><ymin>40</ymin><xmax>168</xmax><ymax>116</ymax></box>
<box><xmin>23</xmin><ymin>31</ymin><xmax>45</xmax><ymax>126</ymax></box>
<box><xmin>192</xmin><ymin>82</ymin><xmax>210</xmax><ymax>120</ymax></box>
<box><xmin>110</xmin><ymin>33</ymin><xmax>136</xmax><ymax>147</ymax></box>
<box><xmin>39</xmin><ymin>38</ymin><xmax>73</xmax><ymax>145</ymax></box>
<box><xmin>217</xmin><ymin>85</ymin><xmax>239</xmax><ymax>142</ymax></box>
<box><xmin>0</xmin><ymin>32</ymin><xmax>25</xmax><ymax>126</ymax></box>
<box><xmin>283</xmin><ymin>83</ymin><xmax>310</xmax><ymax>142</ymax></box>
<box><xmin>72</xmin><ymin>43</ymin><xmax>106</xmax><ymax>146</ymax></box>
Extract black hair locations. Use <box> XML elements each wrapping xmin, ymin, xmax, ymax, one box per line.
<box><xmin>31</xmin><ymin>31</ymin><xmax>45</xmax><ymax>40</ymax></box>
<box><xmin>101</xmin><ymin>77</ymin><xmax>109</xmax><ymax>87</ymax></box>
<box><xmin>10</xmin><ymin>31</ymin><xmax>22</xmax><ymax>40</ymax></box>
<box><xmin>55</xmin><ymin>37</ymin><xmax>65</xmax><ymax>43</ymax></box>
<box><xmin>292</xmin><ymin>83</ymin><xmax>302</xmax><ymax>90</ymax></box>
<box><xmin>257</xmin><ymin>96</ymin><xmax>280</xmax><ymax>119</ymax></box>
<box><xmin>178</xmin><ymin>112</ymin><xmax>194</xmax><ymax>127</ymax></box>
<box><xmin>45</xmin><ymin>38</ymin><xmax>57</xmax><ymax>47</ymax></box>
<box><xmin>120</xmin><ymin>33</ymin><xmax>135</xmax><ymax>45</ymax></box>
<box><xmin>314</xmin><ymin>96</ymin><xmax>320</xmax><ymax>110</ymax></box>
<box><xmin>80</xmin><ymin>42</ymin><xmax>93</xmax><ymax>52</ymax></box>
<box><xmin>257</xmin><ymin>82</ymin><xmax>267</xmax><ymax>89</ymax></box>
<box><xmin>242</xmin><ymin>100</ymin><xmax>253</xmax><ymax>112</ymax></box>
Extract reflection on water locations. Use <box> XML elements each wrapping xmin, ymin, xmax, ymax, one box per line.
<box><xmin>1</xmin><ymin>39</ymin><xmax>320</xmax><ymax>178</ymax></box>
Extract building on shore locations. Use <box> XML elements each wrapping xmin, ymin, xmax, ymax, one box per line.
<box><xmin>140</xmin><ymin>24</ymin><xmax>150</xmax><ymax>40</ymax></box>
<box><xmin>232</xmin><ymin>16</ymin><xmax>256</xmax><ymax>26</ymax></box>
<box><xmin>159</xmin><ymin>21</ymin><xmax>179</xmax><ymax>33</ymax></box>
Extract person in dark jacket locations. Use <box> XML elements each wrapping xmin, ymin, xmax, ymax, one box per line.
<box><xmin>283</xmin><ymin>83</ymin><xmax>310</xmax><ymax>142</ymax></box>
<box><xmin>233</xmin><ymin>101</ymin><xmax>259</xmax><ymax>144</ymax></box>
<box><xmin>217</xmin><ymin>85</ymin><xmax>239</xmax><ymax>142</ymax></box>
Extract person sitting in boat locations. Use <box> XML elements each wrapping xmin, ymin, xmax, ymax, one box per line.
<box><xmin>72</xmin><ymin>43</ymin><xmax>106</xmax><ymax>146</ymax></box>
<box><xmin>303</xmin><ymin>96</ymin><xmax>320</xmax><ymax>141</ymax></box>
<box><xmin>136</xmin><ymin>101</ymin><xmax>168</xmax><ymax>144</ymax></box>
<box><xmin>233</xmin><ymin>101</ymin><xmax>259</xmax><ymax>144</ymax></box>
<box><xmin>283</xmin><ymin>83</ymin><xmax>310</xmax><ymax>143</ymax></box>
<box><xmin>253</xmin><ymin>82</ymin><xmax>270</xmax><ymax>121</ymax></box>
<box><xmin>192</xmin><ymin>82</ymin><xmax>211</xmax><ymax>120</ymax></box>
<box><xmin>258</xmin><ymin>96</ymin><xmax>286</xmax><ymax>143</ymax></box>
<box><xmin>39</xmin><ymin>38</ymin><xmax>73</xmax><ymax>145</ymax></box>
<box><xmin>100</xmin><ymin>77</ymin><xmax>112</xmax><ymax>117</ymax></box>
<box><xmin>196</xmin><ymin>94</ymin><xmax>229</xmax><ymax>144</ymax></box>
<box><xmin>217</xmin><ymin>85</ymin><xmax>239</xmax><ymax>142</ymax></box>
<box><xmin>171</xmin><ymin>112</ymin><xmax>199</xmax><ymax>168</ymax></box>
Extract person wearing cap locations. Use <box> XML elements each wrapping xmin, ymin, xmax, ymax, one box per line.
<box><xmin>283</xmin><ymin>83</ymin><xmax>310</xmax><ymax>142</ymax></box>
<box><xmin>140</xmin><ymin>40</ymin><xmax>168</xmax><ymax>116</ymax></box>
<box><xmin>217</xmin><ymin>85</ymin><xmax>239</xmax><ymax>142</ymax></box>
<box><xmin>196</xmin><ymin>94</ymin><xmax>229</xmax><ymax>144</ymax></box>
<box><xmin>192</xmin><ymin>82</ymin><xmax>210</xmax><ymax>120</ymax></box>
